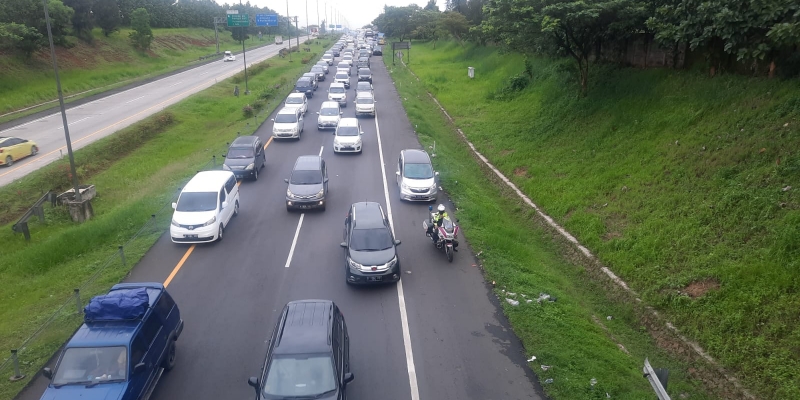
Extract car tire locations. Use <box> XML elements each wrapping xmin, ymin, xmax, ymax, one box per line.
<box><xmin>5</xmin><ymin>156</ymin><xmax>12</xmax><ymax>167</ymax></box>
<box><xmin>217</xmin><ymin>224</ymin><xmax>224</xmax><ymax>242</ymax></box>
<box><xmin>253</xmin><ymin>168</ymin><xmax>259</xmax><ymax>181</ymax></box>
<box><xmin>163</xmin><ymin>340</ymin><xmax>177</xmax><ymax>371</ymax></box>
<box><xmin>233</xmin><ymin>201</ymin><xmax>239</xmax><ymax>216</ymax></box>
<box><xmin>31</xmin><ymin>146</ymin><xmax>38</xmax><ymax>156</ymax></box>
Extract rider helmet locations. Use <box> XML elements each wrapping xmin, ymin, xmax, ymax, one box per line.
<box><xmin>437</xmin><ymin>204</ymin><xmax>446</xmax><ymax>213</ymax></box>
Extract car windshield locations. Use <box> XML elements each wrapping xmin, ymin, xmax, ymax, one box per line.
<box><xmin>275</xmin><ymin>113</ymin><xmax>298</xmax><ymax>123</ymax></box>
<box><xmin>330</xmin><ymin>87</ymin><xmax>345</xmax><ymax>94</ymax></box>
<box><xmin>296</xmin><ymin>79</ymin><xmax>311</xmax><ymax>87</ymax></box>
<box><xmin>52</xmin><ymin>346</ymin><xmax>128</xmax><ymax>386</ymax></box>
<box><xmin>262</xmin><ymin>354</ymin><xmax>336</xmax><ymax>398</ymax></box>
<box><xmin>176</xmin><ymin>192</ymin><xmax>217</xmax><ymax>212</ymax></box>
<box><xmin>320</xmin><ymin>107</ymin><xmax>339</xmax><ymax>116</ymax></box>
<box><xmin>336</xmin><ymin>126</ymin><xmax>359</xmax><ymax>136</ymax></box>
<box><xmin>286</xmin><ymin>97</ymin><xmax>304</xmax><ymax>105</ymax></box>
<box><xmin>356</xmin><ymin>97</ymin><xmax>373</xmax><ymax>104</ymax></box>
<box><xmin>227</xmin><ymin>147</ymin><xmax>254</xmax><ymax>159</ymax></box>
<box><xmin>403</xmin><ymin>163</ymin><xmax>434</xmax><ymax>179</ymax></box>
<box><xmin>311</xmin><ymin>67</ymin><xmax>323</xmax><ymax>73</ymax></box>
<box><xmin>350</xmin><ymin>228</ymin><xmax>394</xmax><ymax>251</ymax></box>
<box><xmin>290</xmin><ymin>170</ymin><xmax>323</xmax><ymax>185</ymax></box>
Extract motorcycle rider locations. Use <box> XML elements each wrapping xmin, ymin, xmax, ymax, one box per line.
<box><xmin>427</xmin><ymin>204</ymin><xmax>457</xmax><ymax>251</ymax></box>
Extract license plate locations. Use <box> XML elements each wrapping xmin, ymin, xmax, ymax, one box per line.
<box><xmin>367</xmin><ymin>276</ymin><xmax>382</xmax><ymax>282</ymax></box>
<box><xmin>184</xmin><ymin>234</ymin><xmax>198</xmax><ymax>238</ymax></box>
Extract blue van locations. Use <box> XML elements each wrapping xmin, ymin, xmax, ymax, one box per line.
<box><xmin>40</xmin><ymin>283</ymin><xmax>183</xmax><ymax>400</ymax></box>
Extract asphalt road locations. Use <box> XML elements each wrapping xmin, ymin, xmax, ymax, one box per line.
<box><xmin>16</xmin><ymin>54</ymin><xmax>544</xmax><ymax>400</ymax></box>
<box><xmin>0</xmin><ymin>37</ymin><xmax>308</xmax><ymax>189</ymax></box>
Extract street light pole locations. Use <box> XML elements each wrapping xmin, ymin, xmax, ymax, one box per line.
<box><xmin>240</xmin><ymin>0</ymin><xmax>249</xmax><ymax>94</ymax></box>
<box><xmin>286</xmin><ymin>0</ymin><xmax>292</xmax><ymax>61</ymax></box>
<box><xmin>316</xmin><ymin>0</ymin><xmax>319</xmax><ymax>35</ymax></box>
<box><xmin>42</xmin><ymin>0</ymin><xmax>82</xmax><ymax>203</ymax></box>
<box><xmin>305</xmin><ymin>0</ymin><xmax>309</xmax><ymax>36</ymax></box>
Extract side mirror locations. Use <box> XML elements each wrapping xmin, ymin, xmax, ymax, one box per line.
<box><xmin>133</xmin><ymin>362</ymin><xmax>146</xmax><ymax>375</ymax></box>
<box><xmin>435</xmin><ymin>171</ymin><xmax>440</xmax><ymax>176</ymax></box>
<box><xmin>394</xmin><ymin>240</ymin><xmax>401</xmax><ymax>246</ymax></box>
<box><xmin>359</xmin><ymin>131</ymin><xmax>363</xmax><ymax>135</ymax></box>
<box><xmin>324</xmin><ymin>178</ymin><xmax>329</xmax><ymax>183</ymax></box>
<box><xmin>395</xmin><ymin>171</ymin><xmax>400</xmax><ymax>176</ymax></box>
<box><xmin>222</xmin><ymin>201</ymin><xmax>229</xmax><ymax>209</ymax></box>
<box><xmin>270</xmin><ymin>118</ymin><xmax>275</xmax><ymax>122</ymax></box>
<box><xmin>284</xmin><ymin>178</ymin><xmax>289</xmax><ymax>183</ymax></box>
<box><xmin>316</xmin><ymin>112</ymin><xmax>320</xmax><ymax>115</ymax></box>
<box><xmin>42</xmin><ymin>367</ymin><xmax>53</xmax><ymax>380</ymax></box>
<box><xmin>222</xmin><ymin>153</ymin><xmax>227</xmax><ymax>158</ymax></box>
<box><xmin>344</xmin><ymin>372</ymin><xmax>355</xmax><ymax>384</ymax></box>
<box><xmin>248</xmin><ymin>377</ymin><xmax>260</xmax><ymax>394</ymax></box>
<box><xmin>172</xmin><ymin>202</ymin><xmax>177</xmax><ymax>209</ymax></box>
<box><xmin>340</xmin><ymin>111</ymin><xmax>343</xmax><ymax>115</ymax></box>
<box><xmin>340</xmin><ymin>242</ymin><xmax>347</xmax><ymax>248</ymax></box>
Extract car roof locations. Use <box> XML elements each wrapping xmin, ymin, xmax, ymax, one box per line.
<box><xmin>297</xmin><ymin>77</ymin><xmax>312</xmax><ymax>82</ymax></box>
<box><xmin>402</xmin><ymin>149</ymin><xmax>432</xmax><ymax>164</ymax></box>
<box><xmin>351</xmin><ymin>202</ymin><xmax>386</xmax><ymax>229</ymax></box>
<box><xmin>359</xmin><ymin>68</ymin><xmax>370</xmax><ymax>72</ymax></box>
<box><xmin>356</xmin><ymin>92</ymin><xmax>373</xmax><ymax>99</ymax></box>
<box><xmin>273</xmin><ymin>300</ymin><xmax>334</xmax><ymax>355</ymax></box>
<box><xmin>293</xmin><ymin>155</ymin><xmax>322</xmax><ymax>171</ymax></box>
<box><xmin>182</xmin><ymin>170</ymin><xmax>234</xmax><ymax>192</ymax></box>
<box><xmin>277</xmin><ymin>106</ymin><xmax>300</xmax><ymax>115</ymax></box>
<box><xmin>357</xmin><ymin>81</ymin><xmax>372</xmax><ymax>87</ymax></box>
<box><xmin>330</xmin><ymin>82</ymin><xmax>345</xmax><ymax>88</ymax></box>
<box><xmin>230</xmin><ymin>135</ymin><xmax>258</xmax><ymax>147</ymax></box>
<box><xmin>287</xmin><ymin>93</ymin><xmax>305</xmax><ymax>99</ymax></box>
<box><xmin>320</xmin><ymin>101</ymin><xmax>339</xmax><ymax>109</ymax></box>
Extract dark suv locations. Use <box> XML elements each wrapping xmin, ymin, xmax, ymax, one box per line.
<box><xmin>41</xmin><ymin>283</ymin><xmax>183</xmax><ymax>400</ymax></box>
<box><xmin>248</xmin><ymin>300</ymin><xmax>354</xmax><ymax>400</ymax></box>
<box><xmin>357</xmin><ymin>68</ymin><xmax>372</xmax><ymax>83</ymax></box>
<box><xmin>295</xmin><ymin>77</ymin><xmax>315</xmax><ymax>98</ymax></box>
<box><xmin>285</xmin><ymin>155</ymin><xmax>328</xmax><ymax>211</ymax></box>
<box><xmin>341</xmin><ymin>202</ymin><xmax>402</xmax><ymax>285</ymax></box>
<box><xmin>223</xmin><ymin>135</ymin><xmax>266</xmax><ymax>180</ymax></box>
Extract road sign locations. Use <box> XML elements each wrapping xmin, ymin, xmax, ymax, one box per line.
<box><xmin>328</xmin><ymin>24</ymin><xmax>335</xmax><ymax>29</ymax></box>
<box><xmin>227</xmin><ymin>13</ymin><xmax>249</xmax><ymax>27</ymax></box>
<box><xmin>256</xmin><ymin>13</ymin><xmax>278</xmax><ymax>27</ymax></box>
<box><xmin>392</xmin><ymin>42</ymin><xmax>410</xmax><ymax>50</ymax></box>
<box><xmin>336</xmin><ymin>24</ymin><xmax>342</xmax><ymax>29</ymax></box>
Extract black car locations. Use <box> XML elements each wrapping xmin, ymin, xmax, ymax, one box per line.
<box><xmin>248</xmin><ymin>300</ymin><xmax>354</xmax><ymax>400</ymax></box>
<box><xmin>223</xmin><ymin>135</ymin><xmax>266</xmax><ymax>180</ymax></box>
<box><xmin>311</xmin><ymin>66</ymin><xmax>326</xmax><ymax>81</ymax></box>
<box><xmin>341</xmin><ymin>202</ymin><xmax>401</xmax><ymax>285</ymax></box>
<box><xmin>295</xmin><ymin>77</ymin><xmax>315</xmax><ymax>98</ymax></box>
<box><xmin>332</xmin><ymin>48</ymin><xmax>341</xmax><ymax>57</ymax></box>
<box><xmin>285</xmin><ymin>155</ymin><xmax>328</xmax><ymax>211</ymax></box>
<box><xmin>372</xmin><ymin>46</ymin><xmax>382</xmax><ymax>56</ymax></box>
<box><xmin>357</xmin><ymin>68</ymin><xmax>372</xmax><ymax>83</ymax></box>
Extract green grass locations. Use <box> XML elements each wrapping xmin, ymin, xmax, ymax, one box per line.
<box><xmin>0</xmin><ymin>37</ymin><xmax>335</xmax><ymax>399</ymax></box>
<box><xmin>0</xmin><ymin>27</ymin><xmax>284</xmax><ymax>117</ymax></box>
<box><xmin>389</xmin><ymin>41</ymin><xmax>800</xmax><ymax>399</ymax></box>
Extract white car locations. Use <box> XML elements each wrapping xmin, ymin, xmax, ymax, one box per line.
<box><xmin>315</xmin><ymin>60</ymin><xmax>330</xmax><ymax>74</ymax></box>
<box><xmin>396</xmin><ymin>149</ymin><xmax>439</xmax><ymax>201</ymax></box>
<box><xmin>322</xmin><ymin>54</ymin><xmax>334</xmax><ymax>65</ymax></box>
<box><xmin>284</xmin><ymin>93</ymin><xmax>308</xmax><ymax>115</ymax></box>
<box><xmin>337</xmin><ymin>62</ymin><xmax>351</xmax><ymax>75</ymax></box>
<box><xmin>342</xmin><ymin>54</ymin><xmax>354</xmax><ymax>66</ymax></box>
<box><xmin>271</xmin><ymin>107</ymin><xmax>305</xmax><ymax>139</ymax></box>
<box><xmin>317</xmin><ymin>101</ymin><xmax>342</xmax><ymax>130</ymax></box>
<box><xmin>223</xmin><ymin>51</ymin><xmax>236</xmax><ymax>62</ymax></box>
<box><xmin>170</xmin><ymin>171</ymin><xmax>239</xmax><ymax>243</ymax></box>
<box><xmin>354</xmin><ymin>92</ymin><xmax>376</xmax><ymax>118</ymax></box>
<box><xmin>334</xmin><ymin>72</ymin><xmax>350</xmax><ymax>89</ymax></box>
<box><xmin>328</xmin><ymin>83</ymin><xmax>348</xmax><ymax>107</ymax></box>
<box><xmin>333</xmin><ymin>118</ymin><xmax>363</xmax><ymax>154</ymax></box>
<box><xmin>355</xmin><ymin>81</ymin><xmax>374</xmax><ymax>97</ymax></box>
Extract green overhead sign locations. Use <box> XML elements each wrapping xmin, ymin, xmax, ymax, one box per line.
<box><xmin>227</xmin><ymin>13</ymin><xmax>250</xmax><ymax>27</ymax></box>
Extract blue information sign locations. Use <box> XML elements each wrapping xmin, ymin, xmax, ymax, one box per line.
<box><xmin>256</xmin><ymin>14</ymin><xmax>278</xmax><ymax>27</ymax></box>
<box><xmin>336</xmin><ymin>24</ymin><xmax>342</xmax><ymax>29</ymax></box>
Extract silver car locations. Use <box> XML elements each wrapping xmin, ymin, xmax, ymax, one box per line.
<box><xmin>396</xmin><ymin>149</ymin><xmax>438</xmax><ymax>201</ymax></box>
<box><xmin>317</xmin><ymin>101</ymin><xmax>342</xmax><ymax>130</ymax></box>
<box><xmin>354</xmin><ymin>92</ymin><xmax>376</xmax><ymax>118</ymax></box>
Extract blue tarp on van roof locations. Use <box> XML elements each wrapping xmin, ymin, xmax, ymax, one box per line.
<box><xmin>84</xmin><ymin>287</ymin><xmax>149</xmax><ymax>322</ymax></box>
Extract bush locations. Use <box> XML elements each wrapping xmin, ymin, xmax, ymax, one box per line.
<box><xmin>301</xmin><ymin>57</ymin><xmax>311</xmax><ymax>64</ymax></box>
<box><xmin>252</xmin><ymin>99</ymin><xmax>265</xmax><ymax>111</ymax></box>
<box><xmin>242</xmin><ymin>104</ymin><xmax>254</xmax><ymax>118</ymax></box>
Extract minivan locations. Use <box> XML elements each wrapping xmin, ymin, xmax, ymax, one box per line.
<box><xmin>396</xmin><ymin>149</ymin><xmax>439</xmax><ymax>202</ymax></box>
<box><xmin>341</xmin><ymin>202</ymin><xmax>402</xmax><ymax>284</ymax></box>
<box><xmin>317</xmin><ymin>101</ymin><xmax>343</xmax><ymax>130</ymax></box>
<box><xmin>328</xmin><ymin>83</ymin><xmax>348</xmax><ymax>106</ymax></box>
<box><xmin>223</xmin><ymin>135</ymin><xmax>266</xmax><ymax>180</ymax></box>
<box><xmin>285</xmin><ymin>155</ymin><xmax>328</xmax><ymax>211</ymax></box>
<box><xmin>170</xmin><ymin>170</ymin><xmax>239</xmax><ymax>243</ymax></box>
<box><xmin>333</xmin><ymin>118</ymin><xmax>363</xmax><ymax>154</ymax></box>
<box><xmin>334</xmin><ymin>71</ymin><xmax>350</xmax><ymax>89</ymax></box>
<box><xmin>354</xmin><ymin>93</ymin><xmax>376</xmax><ymax>118</ymax></box>
<box><xmin>272</xmin><ymin>107</ymin><xmax>304</xmax><ymax>139</ymax></box>
<box><xmin>248</xmin><ymin>300</ymin><xmax>353</xmax><ymax>400</ymax></box>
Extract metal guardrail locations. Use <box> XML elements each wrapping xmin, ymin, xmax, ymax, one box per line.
<box><xmin>11</xmin><ymin>191</ymin><xmax>55</xmax><ymax>240</ymax></box>
<box><xmin>643</xmin><ymin>358</ymin><xmax>671</xmax><ymax>399</ymax></box>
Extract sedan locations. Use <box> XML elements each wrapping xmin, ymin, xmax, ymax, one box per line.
<box><xmin>0</xmin><ymin>136</ymin><xmax>39</xmax><ymax>166</ymax></box>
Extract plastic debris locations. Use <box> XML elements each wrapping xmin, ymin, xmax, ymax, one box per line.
<box><xmin>536</xmin><ymin>293</ymin><xmax>551</xmax><ymax>303</ymax></box>
<box><xmin>540</xmin><ymin>365</ymin><xmax>551</xmax><ymax>371</ymax></box>
<box><xmin>405</xmin><ymin>271</ymin><xmax>412</xmax><ymax>274</ymax></box>
<box><xmin>506</xmin><ymin>292</ymin><xmax>517</xmax><ymax>296</ymax></box>
<box><xmin>527</xmin><ymin>355</ymin><xmax>537</xmax><ymax>362</ymax></box>
<box><xmin>783</xmin><ymin>186</ymin><xmax>792</xmax><ymax>192</ymax></box>
<box><xmin>590</xmin><ymin>378</ymin><xmax>598</xmax><ymax>387</ymax></box>
<box><xmin>506</xmin><ymin>298</ymin><xmax>519</xmax><ymax>306</ymax></box>
<box><xmin>606</xmin><ymin>315</ymin><xmax>613</xmax><ymax>321</ymax></box>
<box><xmin>544</xmin><ymin>378</ymin><xmax>554</xmax><ymax>384</ymax></box>
<box><xmin>526</xmin><ymin>299</ymin><xmax>533</xmax><ymax>304</ymax></box>
<box><xmin>520</xmin><ymin>294</ymin><xmax>527</xmax><ymax>297</ymax></box>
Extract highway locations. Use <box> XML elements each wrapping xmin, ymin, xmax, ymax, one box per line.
<box><xmin>16</xmin><ymin>53</ymin><xmax>544</xmax><ymax>400</ymax></box>
<box><xmin>0</xmin><ymin>37</ymin><xmax>308</xmax><ymax>189</ymax></box>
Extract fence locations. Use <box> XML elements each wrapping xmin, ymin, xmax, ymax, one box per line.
<box><xmin>0</xmin><ymin>59</ymin><xmax>315</xmax><ymax>397</ymax></box>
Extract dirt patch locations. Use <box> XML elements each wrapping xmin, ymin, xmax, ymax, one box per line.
<box><xmin>603</xmin><ymin>212</ymin><xmax>627</xmax><ymax>241</ymax></box>
<box><xmin>500</xmin><ymin>149</ymin><xmax>515</xmax><ymax>157</ymax></box>
<box><xmin>683</xmin><ymin>279</ymin><xmax>721</xmax><ymax>298</ymax></box>
<box><xmin>514</xmin><ymin>167</ymin><xmax>528</xmax><ymax>178</ymax></box>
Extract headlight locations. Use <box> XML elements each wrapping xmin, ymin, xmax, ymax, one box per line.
<box><xmin>245</xmin><ymin>163</ymin><xmax>254</xmax><ymax>170</ymax></box>
<box><xmin>387</xmin><ymin>256</ymin><xmax>398</xmax><ymax>268</ymax></box>
<box><xmin>286</xmin><ymin>188</ymin><xmax>294</xmax><ymax>197</ymax></box>
<box><xmin>347</xmin><ymin>257</ymin><xmax>362</xmax><ymax>271</ymax></box>
<box><xmin>401</xmin><ymin>181</ymin><xmax>410</xmax><ymax>191</ymax></box>
<box><xmin>430</xmin><ymin>183</ymin><xmax>437</xmax><ymax>190</ymax></box>
<box><xmin>222</xmin><ymin>164</ymin><xmax>231</xmax><ymax>171</ymax></box>
<box><xmin>171</xmin><ymin>219</ymin><xmax>180</xmax><ymax>227</ymax></box>
<box><xmin>316</xmin><ymin>188</ymin><xmax>325</xmax><ymax>197</ymax></box>
<box><xmin>202</xmin><ymin>216</ymin><xmax>216</xmax><ymax>226</ymax></box>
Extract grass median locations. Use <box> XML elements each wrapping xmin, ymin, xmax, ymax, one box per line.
<box><xmin>0</xmin><ymin>37</ymin><xmax>334</xmax><ymax>399</ymax></box>
<box><xmin>390</xmin><ymin>40</ymin><xmax>800</xmax><ymax>399</ymax></box>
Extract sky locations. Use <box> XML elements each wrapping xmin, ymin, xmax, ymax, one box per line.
<box><xmin>227</xmin><ymin>0</ymin><xmax>445</xmax><ymax>31</ymax></box>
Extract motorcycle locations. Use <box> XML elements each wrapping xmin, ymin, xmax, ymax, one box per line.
<box><xmin>421</xmin><ymin>205</ymin><xmax>460</xmax><ymax>262</ymax></box>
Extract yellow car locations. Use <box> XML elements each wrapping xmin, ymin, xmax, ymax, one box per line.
<box><xmin>378</xmin><ymin>38</ymin><xmax>385</xmax><ymax>45</ymax></box>
<box><xmin>0</xmin><ymin>136</ymin><xmax>39</xmax><ymax>166</ymax></box>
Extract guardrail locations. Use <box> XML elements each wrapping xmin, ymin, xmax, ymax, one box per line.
<box><xmin>643</xmin><ymin>358</ymin><xmax>671</xmax><ymax>399</ymax></box>
<box><xmin>199</xmin><ymin>52</ymin><xmax>221</xmax><ymax>61</ymax></box>
<box><xmin>11</xmin><ymin>191</ymin><xmax>55</xmax><ymax>241</ymax></box>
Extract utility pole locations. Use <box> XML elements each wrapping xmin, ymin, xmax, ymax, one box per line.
<box><xmin>240</xmin><ymin>0</ymin><xmax>249</xmax><ymax>94</ymax></box>
<box><xmin>285</xmin><ymin>0</ymin><xmax>292</xmax><ymax>61</ymax></box>
<box><xmin>305</xmin><ymin>0</ymin><xmax>309</xmax><ymax>36</ymax></box>
<box><xmin>294</xmin><ymin>16</ymin><xmax>300</xmax><ymax>51</ymax></box>
<box><xmin>316</xmin><ymin>0</ymin><xmax>319</xmax><ymax>35</ymax></box>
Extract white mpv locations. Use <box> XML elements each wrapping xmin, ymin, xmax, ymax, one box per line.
<box><xmin>170</xmin><ymin>171</ymin><xmax>240</xmax><ymax>243</ymax></box>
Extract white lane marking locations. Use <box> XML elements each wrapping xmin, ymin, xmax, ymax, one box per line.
<box><xmin>124</xmin><ymin>95</ymin><xmax>146</xmax><ymax>104</ymax></box>
<box><xmin>319</xmin><ymin>145</ymin><xmax>324</xmax><ymax>156</ymax></box>
<box><xmin>56</xmin><ymin>117</ymin><xmax>90</xmax><ymax>129</ymax></box>
<box><xmin>284</xmin><ymin>213</ymin><xmax>305</xmax><ymax>268</ymax></box>
<box><xmin>169</xmin><ymin>81</ymin><xmax>184</xmax><ymax>87</ymax></box>
<box><xmin>374</xmin><ymin>109</ymin><xmax>421</xmax><ymax>400</ymax></box>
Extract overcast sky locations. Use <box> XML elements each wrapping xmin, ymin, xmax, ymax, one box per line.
<box><xmin>230</xmin><ymin>0</ymin><xmax>445</xmax><ymax>30</ymax></box>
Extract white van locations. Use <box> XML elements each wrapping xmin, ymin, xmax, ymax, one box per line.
<box><xmin>272</xmin><ymin>106</ymin><xmax>305</xmax><ymax>139</ymax></box>
<box><xmin>170</xmin><ymin>170</ymin><xmax>239</xmax><ymax>243</ymax></box>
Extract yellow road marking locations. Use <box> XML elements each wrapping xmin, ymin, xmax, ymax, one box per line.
<box><xmin>163</xmin><ymin>244</ymin><xmax>195</xmax><ymax>287</ymax></box>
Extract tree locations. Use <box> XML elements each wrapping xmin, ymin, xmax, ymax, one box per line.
<box><xmin>93</xmin><ymin>0</ymin><xmax>121</xmax><ymax>36</ymax></box>
<box><xmin>372</xmin><ymin>5</ymin><xmax>421</xmax><ymax>41</ymax></box>
<box><xmin>63</xmin><ymin>0</ymin><xmax>93</xmax><ymax>41</ymax></box>
<box><xmin>424</xmin><ymin>0</ymin><xmax>439</xmax><ymax>11</ymax></box>
<box><xmin>0</xmin><ymin>22</ymin><xmax>44</xmax><ymax>57</ymax></box>
<box><xmin>129</xmin><ymin>7</ymin><xmax>153</xmax><ymax>50</ymax></box>
<box><xmin>440</xmin><ymin>11</ymin><xmax>470</xmax><ymax>41</ymax></box>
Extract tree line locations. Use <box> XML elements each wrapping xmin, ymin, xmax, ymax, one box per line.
<box><xmin>0</xmin><ymin>0</ymin><xmax>299</xmax><ymax>57</ymax></box>
<box><xmin>372</xmin><ymin>0</ymin><xmax>800</xmax><ymax>95</ymax></box>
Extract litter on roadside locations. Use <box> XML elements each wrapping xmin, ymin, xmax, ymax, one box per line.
<box><xmin>526</xmin><ymin>355</ymin><xmax>537</xmax><ymax>362</ymax></box>
<box><xmin>506</xmin><ymin>298</ymin><xmax>520</xmax><ymax>306</ymax></box>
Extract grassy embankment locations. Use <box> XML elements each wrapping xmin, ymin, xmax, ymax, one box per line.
<box><xmin>0</xmin><ymin>27</ymin><xmax>281</xmax><ymax>121</ymax></box>
<box><xmin>388</xmin><ymin>41</ymin><xmax>799</xmax><ymax>399</ymax></box>
<box><xmin>0</xmin><ymin>37</ymin><xmax>334</xmax><ymax>400</ymax></box>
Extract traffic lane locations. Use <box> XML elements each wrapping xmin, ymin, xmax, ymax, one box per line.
<box><xmin>0</xmin><ymin>39</ymin><xmax>311</xmax><ymax>187</ymax></box>
<box><xmin>370</xmin><ymin>57</ymin><xmax>545</xmax><ymax>399</ymax></box>
<box><xmin>279</xmin><ymin>137</ymin><xmax>412</xmax><ymax>400</ymax></box>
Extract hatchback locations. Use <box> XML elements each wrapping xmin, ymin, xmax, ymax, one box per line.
<box><xmin>396</xmin><ymin>149</ymin><xmax>439</xmax><ymax>201</ymax></box>
<box><xmin>341</xmin><ymin>202</ymin><xmax>401</xmax><ymax>285</ymax></box>
<box><xmin>285</xmin><ymin>155</ymin><xmax>328</xmax><ymax>211</ymax></box>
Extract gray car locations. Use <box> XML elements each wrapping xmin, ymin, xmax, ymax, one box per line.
<box><xmin>285</xmin><ymin>155</ymin><xmax>328</xmax><ymax>211</ymax></box>
<box><xmin>223</xmin><ymin>135</ymin><xmax>266</xmax><ymax>180</ymax></box>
